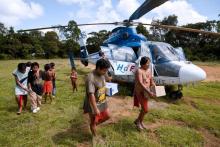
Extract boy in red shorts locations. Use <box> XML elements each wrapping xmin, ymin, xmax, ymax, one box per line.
<box><xmin>83</xmin><ymin>59</ymin><xmax>111</xmax><ymax>136</ymax></box>
<box><xmin>43</xmin><ymin>64</ymin><xmax>53</xmax><ymax>103</ymax></box>
<box><xmin>133</xmin><ymin>56</ymin><xmax>156</xmax><ymax>131</ymax></box>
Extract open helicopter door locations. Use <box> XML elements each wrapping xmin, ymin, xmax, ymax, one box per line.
<box><xmin>78</xmin><ymin>33</ymin><xmax>89</xmax><ymax>66</ymax></box>
<box><xmin>137</xmin><ymin>41</ymin><xmax>154</xmax><ymax>77</ymax></box>
<box><xmin>175</xmin><ymin>47</ymin><xmax>186</xmax><ymax>61</ymax></box>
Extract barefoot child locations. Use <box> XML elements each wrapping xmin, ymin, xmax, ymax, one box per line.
<box><xmin>50</xmin><ymin>62</ymin><xmax>56</xmax><ymax>97</ymax></box>
<box><xmin>133</xmin><ymin>57</ymin><xmax>156</xmax><ymax>131</ymax></box>
<box><xmin>70</xmin><ymin>67</ymin><xmax>78</xmax><ymax>92</ymax></box>
<box><xmin>12</xmin><ymin>63</ymin><xmax>30</xmax><ymax>115</ymax></box>
<box><xmin>83</xmin><ymin>59</ymin><xmax>111</xmax><ymax>136</ymax></box>
<box><xmin>43</xmin><ymin>64</ymin><xmax>53</xmax><ymax>103</ymax></box>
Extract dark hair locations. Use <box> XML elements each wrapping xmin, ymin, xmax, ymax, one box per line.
<box><xmin>44</xmin><ymin>64</ymin><xmax>51</xmax><ymax>71</ymax></box>
<box><xmin>71</xmin><ymin>66</ymin><xmax>76</xmax><ymax>71</ymax></box>
<box><xmin>140</xmin><ymin>56</ymin><xmax>150</xmax><ymax>66</ymax></box>
<box><xmin>17</xmin><ymin>63</ymin><xmax>26</xmax><ymax>72</ymax></box>
<box><xmin>31</xmin><ymin>62</ymin><xmax>39</xmax><ymax>69</ymax></box>
<box><xmin>50</xmin><ymin>62</ymin><xmax>55</xmax><ymax>68</ymax></box>
<box><xmin>26</xmin><ymin>61</ymin><xmax>32</xmax><ymax>67</ymax></box>
<box><xmin>98</xmin><ymin>51</ymin><xmax>104</xmax><ymax>57</ymax></box>
<box><xmin>96</xmin><ymin>59</ymin><xmax>110</xmax><ymax>69</ymax></box>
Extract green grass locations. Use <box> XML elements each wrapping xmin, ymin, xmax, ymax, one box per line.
<box><xmin>0</xmin><ymin>59</ymin><xmax>220</xmax><ymax>146</ymax></box>
<box><xmin>155</xmin><ymin>125</ymin><xmax>203</xmax><ymax>147</ymax></box>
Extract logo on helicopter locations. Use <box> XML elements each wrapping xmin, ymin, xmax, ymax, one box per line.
<box><xmin>110</xmin><ymin>60</ymin><xmax>137</xmax><ymax>75</ymax></box>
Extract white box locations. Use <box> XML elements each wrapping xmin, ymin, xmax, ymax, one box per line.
<box><xmin>151</xmin><ymin>86</ymin><xmax>166</xmax><ymax>97</ymax></box>
<box><xmin>105</xmin><ymin>82</ymin><xmax>118</xmax><ymax>96</ymax></box>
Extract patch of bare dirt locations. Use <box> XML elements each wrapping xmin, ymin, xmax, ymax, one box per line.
<box><xmin>106</xmin><ymin>96</ymin><xmax>169</xmax><ymax>123</ymax></box>
<box><xmin>199</xmin><ymin>128</ymin><xmax>220</xmax><ymax>147</ymax></box>
<box><xmin>145</xmin><ymin>120</ymin><xmax>220</xmax><ymax>147</ymax></box>
<box><xmin>199</xmin><ymin>65</ymin><xmax>220</xmax><ymax>82</ymax></box>
<box><xmin>76</xmin><ymin>142</ymin><xmax>91</xmax><ymax>147</ymax></box>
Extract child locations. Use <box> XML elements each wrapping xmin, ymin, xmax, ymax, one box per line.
<box><xmin>50</xmin><ymin>62</ymin><xmax>56</xmax><ymax>97</ymax></box>
<box><xmin>133</xmin><ymin>57</ymin><xmax>156</xmax><ymax>131</ymax></box>
<box><xmin>28</xmin><ymin>62</ymin><xmax>43</xmax><ymax>113</ymax></box>
<box><xmin>12</xmin><ymin>63</ymin><xmax>30</xmax><ymax>115</ymax></box>
<box><xmin>83</xmin><ymin>59</ymin><xmax>111</xmax><ymax>136</ymax></box>
<box><xmin>43</xmin><ymin>64</ymin><xmax>53</xmax><ymax>103</ymax></box>
<box><xmin>70</xmin><ymin>67</ymin><xmax>78</xmax><ymax>92</ymax></box>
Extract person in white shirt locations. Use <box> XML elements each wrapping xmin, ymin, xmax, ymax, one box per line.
<box><xmin>12</xmin><ymin>63</ymin><xmax>30</xmax><ymax>115</ymax></box>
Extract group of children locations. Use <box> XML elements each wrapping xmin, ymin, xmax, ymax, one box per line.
<box><xmin>12</xmin><ymin>56</ymin><xmax>154</xmax><ymax>136</ymax></box>
<box><xmin>13</xmin><ymin>62</ymin><xmax>56</xmax><ymax>114</ymax></box>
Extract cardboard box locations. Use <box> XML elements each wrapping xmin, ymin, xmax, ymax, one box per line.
<box><xmin>151</xmin><ymin>86</ymin><xmax>166</xmax><ymax>97</ymax></box>
<box><xmin>106</xmin><ymin>82</ymin><xmax>118</xmax><ymax>96</ymax></box>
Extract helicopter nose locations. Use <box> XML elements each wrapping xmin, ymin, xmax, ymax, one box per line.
<box><xmin>179</xmin><ymin>64</ymin><xmax>206</xmax><ymax>84</ymax></box>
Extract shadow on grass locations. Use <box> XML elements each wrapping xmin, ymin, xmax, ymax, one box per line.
<box><xmin>116</xmin><ymin>82</ymin><xmax>134</xmax><ymax>96</ymax></box>
<box><xmin>52</xmin><ymin>118</ymin><xmax>92</xmax><ymax>146</ymax></box>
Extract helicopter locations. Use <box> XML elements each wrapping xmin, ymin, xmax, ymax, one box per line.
<box><xmin>19</xmin><ymin>0</ymin><xmax>220</xmax><ymax>99</ymax></box>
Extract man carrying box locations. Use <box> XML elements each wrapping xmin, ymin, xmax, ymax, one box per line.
<box><xmin>133</xmin><ymin>56</ymin><xmax>156</xmax><ymax>131</ymax></box>
<box><xmin>83</xmin><ymin>59</ymin><xmax>111</xmax><ymax>136</ymax></box>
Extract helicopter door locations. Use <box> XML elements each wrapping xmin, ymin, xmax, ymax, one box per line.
<box><xmin>138</xmin><ymin>41</ymin><xmax>152</xmax><ymax>59</ymax></box>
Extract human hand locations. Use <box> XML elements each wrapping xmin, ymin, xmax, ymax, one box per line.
<box><xmin>149</xmin><ymin>92</ymin><xmax>156</xmax><ymax>98</ymax></box>
<box><xmin>95</xmin><ymin>108</ymin><xmax>100</xmax><ymax>116</ymax></box>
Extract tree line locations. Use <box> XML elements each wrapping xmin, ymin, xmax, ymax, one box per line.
<box><xmin>0</xmin><ymin>15</ymin><xmax>219</xmax><ymax>61</ymax></box>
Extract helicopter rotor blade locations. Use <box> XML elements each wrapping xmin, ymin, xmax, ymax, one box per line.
<box><xmin>18</xmin><ymin>22</ymin><xmax>121</xmax><ymax>32</ymax></box>
<box><xmin>129</xmin><ymin>0</ymin><xmax>168</xmax><ymax>21</ymax></box>
<box><xmin>18</xmin><ymin>21</ymin><xmax>220</xmax><ymax>37</ymax></box>
<box><xmin>139</xmin><ymin>23</ymin><xmax>220</xmax><ymax>36</ymax></box>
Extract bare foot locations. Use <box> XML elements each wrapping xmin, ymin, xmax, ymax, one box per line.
<box><xmin>134</xmin><ymin>119</ymin><xmax>143</xmax><ymax>131</ymax></box>
<box><xmin>140</xmin><ymin>122</ymin><xmax>147</xmax><ymax>130</ymax></box>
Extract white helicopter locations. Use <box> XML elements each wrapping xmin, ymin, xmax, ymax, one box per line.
<box><xmin>19</xmin><ymin>0</ymin><xmax>220</xmax><ymax>98</ymax></box>
<box><xmin>78</xmin><ymin>0</ymin><xmax>215</xmax><ymax>99</ymax></box>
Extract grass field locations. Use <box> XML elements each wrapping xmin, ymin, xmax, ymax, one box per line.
<box><xmin>0</xmin><ymin>59</ymin><xmax>220</xmax><ymax>147</ymax></box>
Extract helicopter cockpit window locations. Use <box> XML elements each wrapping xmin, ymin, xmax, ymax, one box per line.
<box><xmin>152</xmin><ymin>44</ymin><xmax>179</xmax><ymax>63</ymax></box>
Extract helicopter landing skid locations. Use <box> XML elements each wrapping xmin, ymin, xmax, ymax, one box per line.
<box><xmin>165</xmin><ymin>85</ymin><xmax>183</xmax><ymax>99</ymax></box>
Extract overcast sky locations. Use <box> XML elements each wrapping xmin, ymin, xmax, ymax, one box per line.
<box><xmin>0</xmin><ymin>0</ymin><xmax>219</xmax><ymax>33</ymax></box>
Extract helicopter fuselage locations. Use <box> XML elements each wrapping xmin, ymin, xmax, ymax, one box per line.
<box><xmin>80</xmin><ymin>26</ymin><xmax>206</xmax><ymax>87</ymax></box>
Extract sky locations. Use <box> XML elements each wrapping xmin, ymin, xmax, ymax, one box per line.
<box><xmin>0</xmin><ymin>0</ymin><xmax>219</xmax><ymax>33</ymax></box>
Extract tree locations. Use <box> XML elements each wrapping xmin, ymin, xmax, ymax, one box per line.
<box><xmin>161</xmin><ymin>15</ymin><xmax>178</xmax><ymax>26</ymax></box>
<box><xmin>60</xmin><ymin>20</ymin><xmax>81</xmax><ymax>42</ymax></box>
<box><xmin>0</xmin><ymin>22</ymin><xmax>7</xmax><ymax>35</ymax></box>
<box><xmin>87</xmin><ymin>30</ymin><xmax>110</xmax><ymax>53</ymax></box>
<box><xmin>43</xmin><ymin>31</ymin><xmax>59</xmax><ymax>58</ymax></box>
<box><xmin>59</xmin><ymin>20</ymin><xmax>81</xmax><ymax>56</ymax></box>
<box><xmin>150</xmin><ymin>15</ymin><xmax>178</xmax><ymax>41</ymax></box>
<box><xmin>136</xmin><ymin>24</ymin><xmax>149</xmax><ymax>38</ymax></box>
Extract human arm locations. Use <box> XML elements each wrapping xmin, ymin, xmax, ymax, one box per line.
<box><xmin>86</xmin><ymin>75</ymin><xmax>100</xmax><ymax>115</ymax></box>
<box><xmin>14</xmin><ymin>76</ymin><xmax>29</xmax><ymax>92</ymax></box>
<box><xmin>89</xmin><ymin>94</ymin><xmax>100</xmax><ymax>115</ymax></box>
<box><xmin>137</xmin><ymin>69</ymin><xmax>155</xmax><ymax>97</ymax></box>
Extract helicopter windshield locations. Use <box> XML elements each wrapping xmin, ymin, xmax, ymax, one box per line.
<box><xmin>152</xmin><ymin>43</ymin><xmax>179</xmax><ymax>63</ymax></box>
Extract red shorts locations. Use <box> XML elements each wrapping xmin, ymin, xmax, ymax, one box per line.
<box><xmin>134</xmin><ymin>92</ymin><xmax>148</xmax><ymax>113</ymax></box>
<box><xmin>43</xmin><ymin>81</ymin><xmax>53</xmax><ymax>93</ymax></box>
<box><xmin>94</xmin><ymin>109</ymin><xmax>110</xmax><ymax>125</ymax></box>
